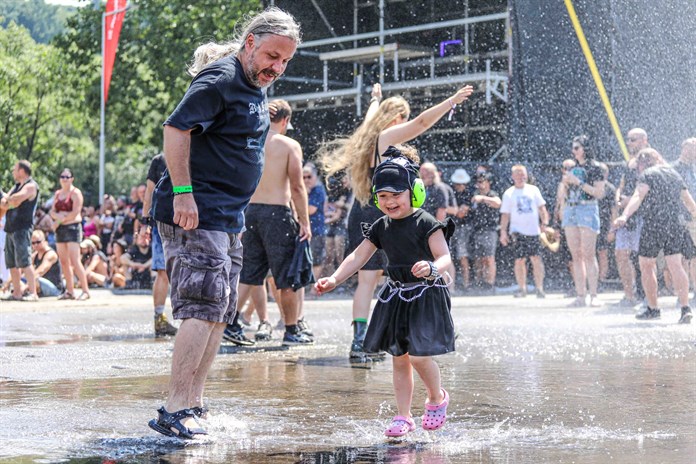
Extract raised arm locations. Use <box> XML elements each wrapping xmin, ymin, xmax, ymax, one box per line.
<box><xmin>363</xmin><ymin>83</ymin><xmax>383</xmax><ymax>123</ymax></box>
<box><xmin>377</xmin><ymin>85</ymin><xmax>473</xmax><ymax>154</ymax></box>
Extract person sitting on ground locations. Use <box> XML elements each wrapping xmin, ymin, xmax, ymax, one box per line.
<box><xmin>108</xmin><ymin>239</ymin><xmax>128</xmax><ymax>288</ymax></box>
<box><xmin>80</xmin><ymin>239</ymin><xmax>108</xmax><ymax>287</ymax></box>
<box><xmin>121</xmin><ymin>232</ymin><xmax>152</xmax><ymax>289</ymax></box>
<box><xmin>31</xmin><ymin>230</ymin><xmax>63</xmax><ymax>297</ymax></box>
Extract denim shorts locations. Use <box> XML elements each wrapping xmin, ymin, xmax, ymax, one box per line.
<box><xmin>151</xmin><ymin>225</ymin><xmax>165</xmax><ymax>271</ymax></box>
<box><xmin>470</xmin><ymin>229</ymin><xmax>498</xmax><ymax>259</ymax></box>
<box><xmin>562</xmin><ymin>203</ymin><xmax>600</xmax><ymax>233</ymax></box>
<box><xmin>158</xmin><ymin>222</ymin><xmax>242</xmax><ymax>324</ymax></box>
<box><xmin>452</xmin><ymin>225</ymin><xmax>471</xmax><ymax>258</ymax></box>
<box><xmin>615</xmin><ymin>218</ymin><xmax>643</xmax><ymax>252</ymax></box>
<box><xmin>4</xmin><ymin>228</ymin><xmax>32</xmax><ymax>268</ymax></box>
<box><xmin>55</xmin><ymin>223</ymin><xmax>83</xmax><ymax>243</ymax></box>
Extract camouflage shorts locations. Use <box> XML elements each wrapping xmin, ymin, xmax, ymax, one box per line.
<box><xmin>158</xmin><ymin>222</ymin><xmax>243</xmax><ymax>324</ymax></box>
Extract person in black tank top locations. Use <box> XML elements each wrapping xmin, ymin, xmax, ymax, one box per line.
<box><xmin>1</xmin><ymin>160</ymin><xmax>40</xmax><ymax>301</ymax></box>
<box><xmin>30</xmin><ymin>230</ymin><xmax>63</xmax><ymax>297</ymax></box>
<box><xmin>317</xmin><ymin>82</ymin><xmax>474</xmax><ymax>361</ymax></box>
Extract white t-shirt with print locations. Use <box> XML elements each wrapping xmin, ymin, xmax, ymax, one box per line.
<box><xmin>500</xmin><ymin>184</ymin><xmax>546</xmax><ymax>236</ymax></box>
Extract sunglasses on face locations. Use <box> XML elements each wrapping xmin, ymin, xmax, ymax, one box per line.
<box><xmin>572</xmin><ymin>146</ymin><xmax>582</xmax><ymax>151</ymax></box>
<box><xmin>303</xmin><ymin>175</ymin><xmax>312</xmax><ymax>179</ymax></box>
<box><xmin>627</xmin><ymin>137</ymin><xmax>639</xmax><ymax>142</ymax></box>
<box><xmin>60</xmin><ymin>175</ymin><xmax>73</xmax><ymax>179</ymax></box>
<box><xmin>31</xmin><ymin>240</ymin><xmax>42</xmax><ymax>245</ymax></box>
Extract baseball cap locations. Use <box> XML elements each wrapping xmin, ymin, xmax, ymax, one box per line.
<box><xmin>373</xmin><ymin>156</ymin><xmax>416</xmax><ymax>193</ymax></box>
<box><xmin>450</xmin><ymin>168</ymin><xmax>471</xmax><ymax>184</ymax></box>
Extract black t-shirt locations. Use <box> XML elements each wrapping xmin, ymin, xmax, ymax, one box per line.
<box><xmin>638</xmin><ymin>165</ymin><xmax>686</xmax><ymax>229</ymax></box>
<box><xmin>147</xmin><ymin>154</ymin><xmax>167</xmax><ymax>184</ymax></box>
<box><xmin>567</xmin><ymin>161</ymin><xmax>603</xmax><ymax>203</ymax></box>
<box><xmin>469</xmin><ymin>190</ymin><xmax>500</xmax><ymax>231</ymax></box>
<box><xmin>451</xmin><ymin>189</ymin><xmax>472</xmax><ymax>226</ymax></box>
<box><xmin>422</xmin><ymin>183</ymin><xmax>448</xmax><ymax>218</ymax></box>
<box><xmin>365</xmin><ymin>208</ymin><xmax>454</xmax><ymax>281</ymax></box>
<box><xmin>153</xmin><ymin>55</ymin><xmax>269</xmax><ymax>233</ymax></box>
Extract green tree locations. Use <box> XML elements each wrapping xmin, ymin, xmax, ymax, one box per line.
<box><xmin>0</xmin><ymin>22</ymin><xmax>93</xmax><ymax>201</ymax></box>
<box><xmin>0</xmin><ymin>0</ymin><xmax>75</xmax><ymax>44</ymax></box>
<box><xmin>53</xmin><ymin>0</ymin><xmax>261</xmax><ymax>201</ymax></box>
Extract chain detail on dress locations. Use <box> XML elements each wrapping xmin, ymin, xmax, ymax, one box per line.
<box><xmin>377</xmin><ymin>273</ymin><xmax>452</xmax><ymax>303</ymax></box>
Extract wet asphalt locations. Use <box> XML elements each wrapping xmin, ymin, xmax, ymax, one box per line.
<box><xmin>1</xmin><ymin>288</ymin><xmax>695</xmax><ymax>463</ymax></box>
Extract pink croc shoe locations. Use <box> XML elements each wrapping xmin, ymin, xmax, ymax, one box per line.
<box><xmin>422</xmin><ymin>388</ymin><xmax>449</xmax><ymax>431</ymax></box>
<box><xmin>384</xmin><ymin>415</ymin><xmax>416</xmax><ymax>437</ymax></box>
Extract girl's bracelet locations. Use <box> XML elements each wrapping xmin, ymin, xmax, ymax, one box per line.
<box><xmin>447</xmin><ymin>98</ymin><xmax>457</xmax><ymax>121</ymax></box>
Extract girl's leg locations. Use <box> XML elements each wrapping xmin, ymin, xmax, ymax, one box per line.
<box><xmin>409</xmin><ymin>355</ymin><xmax>444</xmax><ymax>405</ymax></box>
<box><xmin>68</xmin><ymin>243</ymin><xmax>90</xmax><ymax>294</ymax></box>
<box><xmin>579</xmin><ymin>228</ymin><xmax>599</xmax><ymax>298</ymax></box>
<box><xmin>57</xmin><ymin>242</ymin><xmax>74</xmax><ymax>295</ymax></box>
<box><xmin>392</xmin><ymin>354</ymin><xmax>414</xmax><ymax>417</ymax></box>
<box><xmin>565</xmin><ymin>226</ymin><xmax>586</xmax><ymax>298</ymax></box>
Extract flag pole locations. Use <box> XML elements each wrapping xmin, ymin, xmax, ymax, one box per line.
<box><xmin>99</xmin><ymin>2</ymin><xmax>132</xmax><ymax>201</ymax></box>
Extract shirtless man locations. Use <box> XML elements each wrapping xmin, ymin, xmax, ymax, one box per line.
<box><xmin>222</xmin><ymin>99</ymin><xmax>313</xmax><ymax>346</ymax></box>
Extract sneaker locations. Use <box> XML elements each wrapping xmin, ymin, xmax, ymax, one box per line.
<box><xmin>154</xmin><ymin>314</ymin><xmax>178</xmax><ymax>337</ymax></box>
<box><xmin>255</xmin><ymin>320</ymin><xmax>273</xmax><ymax>341</ymax></box>
<box><xmin>535</xmin><ymin>289</ymin><xmax>546</xmax><ymax>299</ymax></box>
<box><xmin>636</xmin><ymin>307</ymin><xmax>661</xmax><ymax>320</ymax></box>
<box><xmin>297</xmin><ymin>317</ymin><xmax>314</xmax><ymax>337</ymax></box>
<box><xmin>678</xmin><ymin>307</ymin><xmax>693</xmax><ymax>324</ymax></box>
<box><xmin>588</xmin><ymin>296</ymin><xmax>602</xmax><ymax>307</ymax></box>
<box><xmin>222</xmin><ymin>325</ymin><xmax>255</xmax><ymax>346</ymax></box>
<box><xmin>282</xmin><ymin>331</ymin><xmax>314</xmax><ymax>346</ymax></box>
<box><xmin>614</xmin><ymin>297</ymin><xmax>638</xmax><ymax>308</ymax></box>
<box><xmin>513</xmin><ymin>290</ymin><xmax>527</xmax><ymax>298</ymax></box>
<box><xmin>568</xmin><ymin>296</ymin><xmax>587</xmax><ymax>307</ymax></box>
<box><xmin>21</xmin><ymin>294</ymin><xmax>39</xmax><ymax>302</ymax></box>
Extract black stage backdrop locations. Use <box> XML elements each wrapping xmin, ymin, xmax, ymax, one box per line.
<box><xmin>508</xmin><ymin>0</ymin><xmax>696</xmax><ymax>162</ymax></box>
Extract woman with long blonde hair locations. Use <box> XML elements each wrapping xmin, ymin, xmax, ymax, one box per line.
<box><xmin>318</xmin><ymin>83</ymin><xmax>474</xmax><ymax>361</ymax></box>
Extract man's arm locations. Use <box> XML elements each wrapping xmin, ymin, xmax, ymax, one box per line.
<box><xmin>164</xmin><ymin>125</ymin><xmax>198</xmax><ymax>230</ymax></box>
<box><xmin>500</xmin><ymin>212</ymin><xmax>510</xmax><ymax>246</ymax></box>
<box><xmin>34</xmin><ymin>250</ymin><xmax>58</xmax><ymax>277</ymax></box>
<box><xmin>614</xmin><ymin>182</ymin><xmax>648</xmax><ymax>228</ymax></box>
<box><xmin>681</xmin><ymin>189</ymin><xmax>696</xmax><ymax>219</ymax></box>
<box><xmin>3</xmin><ymin>183</ymin><xmax>37</xmax><ymax>208</ymax></box>
<box><xmin>287</xmin><ymin>141</ymin><xmax>311</xmax><ymax>241</ymax></box>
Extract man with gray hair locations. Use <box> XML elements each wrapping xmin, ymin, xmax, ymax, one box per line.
<box><xmin>149</xmin><ymin>7</ymin><xmax>301</xmax><ymax>439</ymax></box>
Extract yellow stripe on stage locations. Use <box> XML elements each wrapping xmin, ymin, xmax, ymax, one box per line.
<box><xmin>564</xmin><ymin>0</ymin><xmax>629</xmax><ymax>161</ymax></box>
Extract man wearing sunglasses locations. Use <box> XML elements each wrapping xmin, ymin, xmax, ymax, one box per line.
<box><xmin>30</xmin><ymin>230</ymin><xmax>62</xmax><ymax>297</ymax></box>
<box><xmin>0</xmin><ymin>160</ymin><xmax>39</xmax><ymax>302</ymax></box>
<box><xmin>613</xmin><ymin>128</ymin><xmax>650</xmax><ymax>308</ymax></box>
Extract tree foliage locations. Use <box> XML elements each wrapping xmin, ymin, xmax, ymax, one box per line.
<box><xmin>0</xmin><ymin>21</ymin><xmax>92</xmax><ymax>201</ymax></box>
<box><xmin>0</xmin><ymin>0</ymin><xmax>74</xmax><ymax>43</ymax></box>
<box><xmin>1</xmin><ymin>0</ymin><xmax>261</xmax><ymax>206</ymax></box>
<box><xmin>53</xmin><ymin>0</ymin><xmax>261</xmax><ymax>203</ymax></box>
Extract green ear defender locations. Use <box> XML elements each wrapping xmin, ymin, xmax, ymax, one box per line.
<box><xmin>411</xmin><ymin>178</ymin><xmax>426</xmax><ymax>208</ymax></box>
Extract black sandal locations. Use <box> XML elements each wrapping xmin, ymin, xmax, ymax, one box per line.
<box><xmin>148</xmin><ymin>407</ymin><xmax>207</xmax><ymax>439</ymax></box>
<box><xmin>191</xmin><ymin>406</ymin><xmax>209</xmax><ymax>419</ymax></box>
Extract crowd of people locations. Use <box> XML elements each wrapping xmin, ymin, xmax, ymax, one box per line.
<box><xmin>1</xmin><ymin>5</ymin><xmax>694</xmax><ymax>441</ymax></box>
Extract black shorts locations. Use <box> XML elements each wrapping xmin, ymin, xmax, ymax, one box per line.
<box><xmin>639</xmin><ymin>224</ymin><xmax>690</xmax><ymax>259</ymax></box>
<box><xmin>55</xmin><ymin>223</ymin><xmax>82</xmax><ymax>243</ymax></box>
<box><xmin>347</xmin><ymin>200</ymin><xmax>387</xmax><ymax>271</ymax></box>
<box><xmin>239</xmin><ymin>204</ymin><xmax>298</xmax><ymax>289</ymax></box>
<box><xmin>511</xmin><ymin>233</ymin><xmax>541</xmax><ymax>259</ymax></box>
<box><xmin>310</xmin><ymin>235</ymin><xmax>326</xmax><ymax>266</ymax></box>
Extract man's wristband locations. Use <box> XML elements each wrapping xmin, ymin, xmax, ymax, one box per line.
<box><xmin>172</xmin><ymin>185</ymin><xmax>193</xmax><ymax>195</ymax></box>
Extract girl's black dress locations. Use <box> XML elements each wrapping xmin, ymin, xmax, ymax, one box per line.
<box><xmin>362</xmin><ymin>209</ymin><xmax>456</xmax><ymax>357</ymax></box>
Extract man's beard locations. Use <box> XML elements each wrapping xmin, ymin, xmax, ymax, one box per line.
<box><xmin>245</xmin><ymin>50</ymin><xmax>280</xmax><ymax>88</ymax></box>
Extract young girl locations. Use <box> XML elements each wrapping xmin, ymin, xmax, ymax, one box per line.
<box><xmin>315</xmin><ymin>147</ymin><xmax>456</xmax><ymax>437</ymax></box>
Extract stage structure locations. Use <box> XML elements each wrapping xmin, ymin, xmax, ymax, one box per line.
<box><xmin>266</xmin><ymin>0</ymin><xmax>510</xmax><ymax>164</ymax></box>
<box><xmin>267</xmin><ymin>0</ymin><xmax>695</xmax><ymax>167</ymax></box>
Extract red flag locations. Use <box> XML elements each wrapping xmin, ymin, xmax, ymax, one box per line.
<box><xmin>103</xmin><ymin>0</ymin><xmax>128</xmax><ymax>104</ymax></box>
